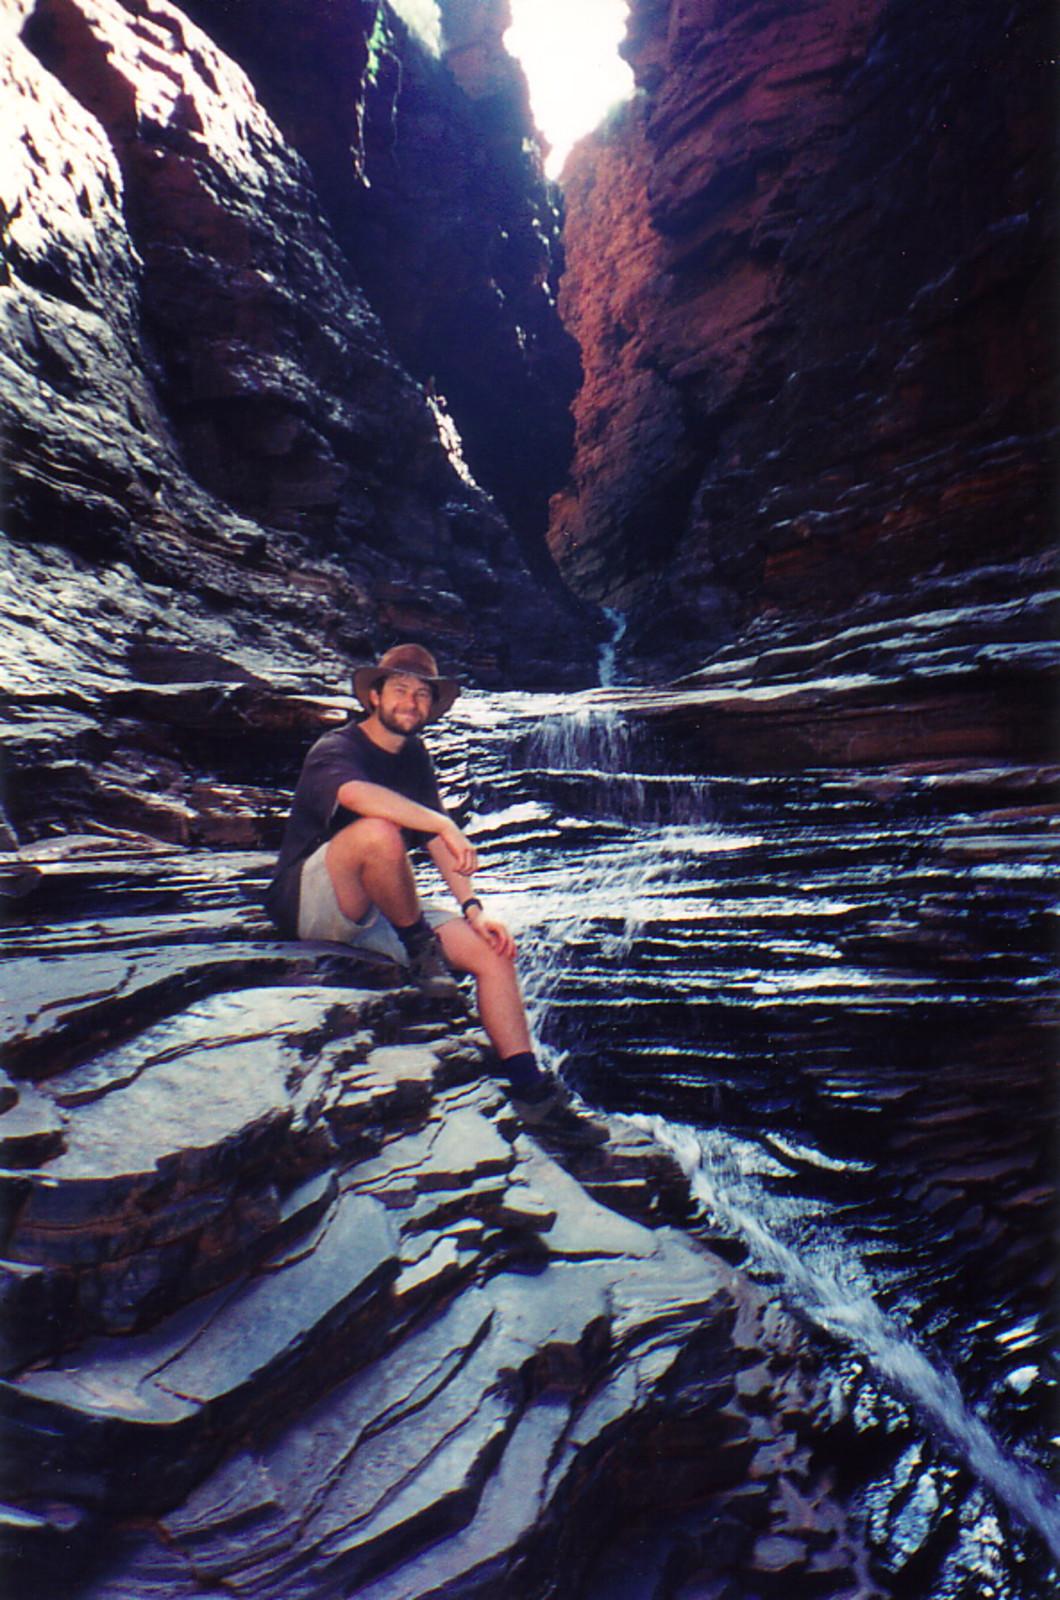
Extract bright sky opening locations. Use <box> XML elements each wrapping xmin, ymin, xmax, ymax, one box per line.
<box><xmin>505</xmin><ymin>0</ymin><xmax>635</xmax><ymax>179</ymax></box>
<box><xmin>388</xmin><ymin>0</ymin><xmax>443</xmax><ymax>54</ymax></box>
<box><xmin>389</xmin><ymin>0</ymin><xmax>635</xmax><ymax>182</ymax></box>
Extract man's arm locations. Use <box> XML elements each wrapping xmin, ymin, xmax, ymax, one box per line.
<box><xmin>336</xmin><ymin>779</ymin><xmax>477</xmax><ymax>876</ymax></box>
<box><xmin>427</xmin><ymin>835</ymin><xmax>516</xmax><ymax>958</ymax></box>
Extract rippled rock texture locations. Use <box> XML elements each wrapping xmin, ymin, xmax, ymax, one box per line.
<box><xmin>552</xmin><ymin>0</ymin><xmax>1054</xmax><ymax>690</ymax></box>
<box><xmin>3</xmin><ymin>1</ymin><xmax>1056</xmax><ymax>1593</ymax></box>
<box><xmin>0</xmin><ymin>836</ymin><xmax>886</xmax><ymax>1600</ymax></box>
<box><xmin>2</xmin><ymin>0</ymin><xmax>592</xmax><ymax>692</ymax></box>
<box><xmin>467</xmin><ymin>690</ymin><xmax>1058</xmax><ymax>1597</ymax></box>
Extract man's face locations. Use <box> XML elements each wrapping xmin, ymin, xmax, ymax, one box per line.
<box><xmin>372</xmin><ymin>672</ymin><xmax>435</xmax><ymax>736</ymax></box>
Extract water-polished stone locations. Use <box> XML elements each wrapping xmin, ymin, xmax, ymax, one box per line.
<box><xmin>3</xmin><ymin>1188</ymin><xmax>397</xmax><ymax>1513</ymax></box>
<box><xmin>0</xmin><ymin>1089</ymin><xmax>66</xmax><ymax>1167</ymax></box>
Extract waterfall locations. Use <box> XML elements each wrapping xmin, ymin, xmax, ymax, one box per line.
<box><xmin>598</xmin><ymin>605</ymin><xmax>628</xmax><ymax>687</ymax></box>
<box><xmin>510</xmin><ymin>686</ymin><xmax>718</xmax><ymax>1027</ymax></box>
<box><xmin>500</xmin><ymin>691</ymin><xmax>726</xmax><ymax>1061</ymax></box>
<box><xmin>457</xmin><ymin>679</ymin><xmax>1055</xmax><ymax>1592</ymax></box>
<box><xmin>634</xmin><ymin>1114</ymin><xmax>1060</xmax><ymax>1566</ymax></box>
<box><xmin>525</xmin><ymin>701</ymin><xmax>637</xmax><ymax>777</ymax></box>
<box><xmin>515</xmin><ymin>828</ymin><xmax>660</xmax><ymax>1057</ymax></box>
<box><xmin>522</xmin><ymin>700</ymin><xmax>712</xmax><ymax>826</ymax></box>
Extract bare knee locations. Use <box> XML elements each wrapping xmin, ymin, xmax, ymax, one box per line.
<box><xmin>440</xmin><ymin>923</ymin><xmax>516</xmax><ymax>984</ymax></box>
<box><xmin>329</xmin><ymin>815</ymin><xmax>406</xmax><ymax>869</ymax></box>
<box><xmin>471</xmin><ymin>946</ymin><xmax>512</xmax><ymax>983</ymax></box>
<box><xmin>357</xmin><ymin>816</ymin><xmax>406</xmax><ymax>859</ymax></box>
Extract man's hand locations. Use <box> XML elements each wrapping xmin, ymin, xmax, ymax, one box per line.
<box><xmin>438</xmin><ymin>818</ymin><xmax>478</xmax><ymax>877</ymax></box>
<box><xmin>465</xmin><ymin>904</ymin><xmax>516</xmax><ymax>959</ymax></box>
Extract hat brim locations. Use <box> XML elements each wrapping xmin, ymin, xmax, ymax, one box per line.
<box><xmin>352</xmin><ymin>664</ymin><xmax>460</xmax><ymax>723</ymax></box>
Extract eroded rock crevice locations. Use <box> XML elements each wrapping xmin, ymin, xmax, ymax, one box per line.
<box><xmin>179</xmin><ymin>0</ymin><xmax>583</xmax><ymax>576</ymax></box>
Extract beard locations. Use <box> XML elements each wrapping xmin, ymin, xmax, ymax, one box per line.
<box><xmin>376</xmin><ymin>702</ymin><xmax>429</xmax><ymax>737</ymax></box>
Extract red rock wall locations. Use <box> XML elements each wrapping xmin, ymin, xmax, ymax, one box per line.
<box><xmin>550</xmin><ymin>100</ymin><xmax>701</xmax><ymax>607</ymax></box>
<box><xmin>553</xmin><ymin>0</ymin><xmax>1054</xmax><ymax>675</ymax></box>
<box><xmin>2</xmin><ymin>0</ymin><xmax>593</xmax><ymax>701</ymax></box>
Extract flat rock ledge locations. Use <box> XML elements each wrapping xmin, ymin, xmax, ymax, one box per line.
<box><xmin>1</xmin><ymin>838</ymin><xmax>883</xmax><ymax>1600</ymax></box>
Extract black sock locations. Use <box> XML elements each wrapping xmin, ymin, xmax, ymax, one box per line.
<box><xmin>394</xmin><ymin>913</ymin><xmax>431</xmax><ymax>951</ymax></box>
<box><xmin>501</xmin><ymin>1051</ymin><xmax>547</xmax><ymax>1093</ymax></box>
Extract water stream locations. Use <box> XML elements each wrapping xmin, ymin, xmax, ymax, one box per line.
<box><xmin>647</xmin><ymin>1117</ymin><xmax>1060</xmax><ymax>1572</ymax></box>
<box><xmin>433</xmin><ymin>679</ymin><xmax>1058</xmax><ymax>1597</ymax></box>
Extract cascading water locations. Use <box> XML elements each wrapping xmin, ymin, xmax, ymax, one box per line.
<box><xmin>598</xmin><ymin>605</ymin><xmax>628</xmax><ymax>688</ymax></box>
<box><xmin>640</xmin><ymin>1115</ymin><xmax>1060</xmax><ymax>1571</ymax></box>
<box><xmin>440</xmin><ymin>670</ymin><xmax>1058</xmax><ymax>1599</ymax></box>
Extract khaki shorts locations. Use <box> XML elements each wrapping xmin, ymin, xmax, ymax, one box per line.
<box><xmin>296</xmin><ymin>840</ymin><xmax>454</xmax><ymax>965</ymax></box>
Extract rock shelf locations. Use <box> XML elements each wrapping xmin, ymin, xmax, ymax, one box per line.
<box><xmin>0</xmin><ymin>835</ymin><xmax>884</xmax><ymax>1600</ymax></box>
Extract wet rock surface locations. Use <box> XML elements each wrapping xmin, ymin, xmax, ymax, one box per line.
<box><xmin>618</xmin><ymin>557</ymin><xmax>1059</xmax><ymax>773</ymax></box>
<box><xmin>456</xmin><ymin>687</ymin><xmax>1059</xmax><ymax>1598</ymax></box>
<box><xmin>2</xmin><ymin>0</ymin><xmax>1056</xmax><ymax>1595</ymax></box>
<box><xmin>0</xmin><ymin>837</ymin><xmax>887</xmax><ymax>1600</ymax></box>
<box><xmin>2</xmin><ymin>583</ymin><xmax>1054</xmax><ymax>1597</ymax></box>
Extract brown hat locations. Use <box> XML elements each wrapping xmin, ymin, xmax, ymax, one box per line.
<box><xmin>352</xmin><ymin>643</ymin><xmax>460</xmax><ymax>723</ymax></box>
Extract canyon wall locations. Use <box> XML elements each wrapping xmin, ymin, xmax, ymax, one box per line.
<box><xmin>1</xmin><ymin>0</ymin><xmax>590</xmax><ymax>680</ymax></box>
<box><xmin>180</xmin><ymin>0</ymin><xmax>582</xmax><ymax>570</ymax></box>
<box><xmin>553</xmin><ymin>0</ymin><xmax>1054</xmax><ymax>681</ymax></box>
<box><xmin>2</xmin><ymin>7</ymin><xmax>1056</xmax><ymax>1594</ymax></box>
<box><xmin>1</xmin><ymin>0</ymin><xmax>595</xmax><ymax>846</ymax></box>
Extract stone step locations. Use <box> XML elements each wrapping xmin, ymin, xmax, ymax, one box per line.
<box><xmin>0</xmin><ymin>1091</ymin><xmax>688</xmax><ymax>1586</ymax></box>
<box><xmin>671</xmin><ymin>557</ymin><xmax>1058</xmax><ymax>678</ymax></box>
<box><xmin>0</xmin><ymin>932</ymin><xmax>412</xmax><ymax>1083</ymax></box>
<box><xmin>0</xmin><ymin>1184</ymin><xmax>399</xmax><ymax>1517</ymax></box>
<box><xmin>80</xmin><ymin>1182</ymin><xmax>810</xmax><ymax>1600</ymax></box>
<box><xmin>0</xmin><ymin>989</ymin><xmax>473</xmax><ymax>1366</ymax></box>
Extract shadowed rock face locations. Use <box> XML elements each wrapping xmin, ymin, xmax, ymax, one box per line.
<box><xmin>3</xmin><ymin>0</ymin><xmax>595</xmax><ymax>699</ymax></box>
<box><xmin>354</xmin><ymin>0</ymin><xmax>583</xmax><ymax>574</ymax></box>
<box><xmin>179</xmin><ymin>0</ymin><xmax>583</xmax><ymax>574</ymax></box>
<box><xmin>552</xmin><ymin>0</ymin><xmax>1054</xmax><ymax>685</ymax></box>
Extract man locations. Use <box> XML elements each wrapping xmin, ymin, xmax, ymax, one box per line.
<box><xmin>266</xmin><ymin>643</ymin><xmax>603</xmax><ymax>1138</ymax></box>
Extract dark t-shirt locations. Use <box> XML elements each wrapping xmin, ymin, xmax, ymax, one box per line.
<box><xmin>264</xmin><ymin>720</ymin><xmax>444</xmax><ymax>936</ymax></box>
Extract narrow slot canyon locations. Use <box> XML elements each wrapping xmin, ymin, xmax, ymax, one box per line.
<box><xmin>0</xmin><ymin>2</ymin><xmax>1055</xmax><ymax>1597</ymax></box>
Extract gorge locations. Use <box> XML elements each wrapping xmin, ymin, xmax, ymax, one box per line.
<box><xmin>1</xmin><ymin>1</ymin><xmax>1056</xmax><ymax>1598</ymax></box>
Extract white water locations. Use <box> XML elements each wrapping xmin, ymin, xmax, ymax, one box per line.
<box><xmin>634</xmin><ymin>1114</ymin><xmax>1060</xmax><ymax>1567</ymax></box>
<box><xmin>498</xmin><ymin>686</ymin><xmax>1060</xmax><ymax>1574</ymax></box>
<box><xmin>523</xmin><ymin>698</ymin><xmax>713</xmax><ymax>825</ymax></box>
<box><xmin>598</xmin><ymin>605</ymin><xmax>628</xmax><ymax>688</ymax></box>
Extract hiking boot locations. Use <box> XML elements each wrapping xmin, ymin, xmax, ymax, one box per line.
<box><xmin>508</xmin><ymin>1073</ymin><xmax>610</xmax><ymax>1148</ymax></box>
<box><xmin>404</xmin><ymin>930</ymin><xmax>459</xmax><ymax>1001</ymax></box>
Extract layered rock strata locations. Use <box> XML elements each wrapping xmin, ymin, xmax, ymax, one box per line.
<box><xmin>473</xmin><ymin>682</ymin><xmax>1058</xmax><ymax>1594</ymax></box>
<box><xmin>617</xmin><ymin>557</ymin><xmax>1058</xmax><ymax>772</ymax></box>
<box><xmin>552</xmin><ymin>0</ymin><xmax>1054</xmax><ymax>693</ymax></box>
<box><xmin>2</xmin><ymin>0</ymin><xmax>593</xmax><ymax>707</ymax></box>
<box><xmin>0</xmin><ymin>834</ymin><xmax>884</xmax><ymax>1600</ymax></box>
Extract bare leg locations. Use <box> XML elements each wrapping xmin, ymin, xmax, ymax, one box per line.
<box><xmin>325</xmin><ymin>817</ymin><xmax>420</xmax><ymax>926</ymax></box>
<box><xmin>325</xmin><ymin>818</ymin><xmax>532</xmax><ymax>1056</ymax></box>
<box><xmin>436</xmin><ymin>917</ymin><xmax>532</xmax><ymax>1059</ymax></box>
